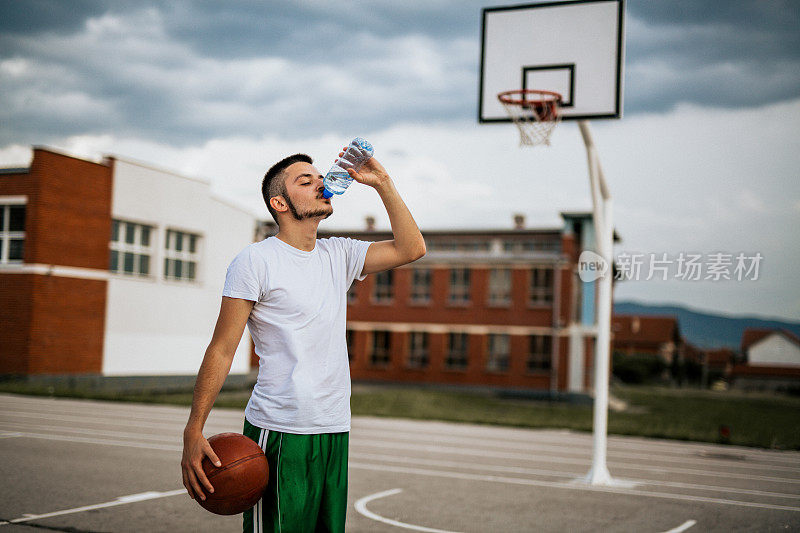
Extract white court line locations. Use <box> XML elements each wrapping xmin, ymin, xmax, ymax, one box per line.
<box><xmin>355</xmin><ymin>489</ymin><xmax>462</xmax><ymax>533</ymax></box>
<box><xmin>1</xmin><ymin>430</ymin><xmax>182</xmax><ymax>452</ymax></box>
<box><xmin>4</xmin><ymin>395</ymin><xmax>797</xmax><ymax>466</ymax></box>
<box><xmin>661</xmin><ymin>519</ymin><xmax>697</xmax><ymax>533</ymax></box>
<box><xmin>4</xmin><ymin>430</ymin><xmax>799</xmax><ymax>514</ymax></box>
<box><xmin>7</xmin><ymin>429</ymin><xmax>797</xmax><ymax>505</ymax></box>
<box><xmin>354</xmin><ymin>428</ymin><xmax>800</xmax><ymax>473</ymax></box>
<box><xmin>0</xmin><ymin>490</ymin><xmax>186</xmax><ymax>526</ymax></box>
<box><xmin>2</xmin><ymin>395</ymin><xmax>794</xmax><ymax>458</ymax></box>
<box><xmin>350</xmin><ymin>452</ymin><xmax>800</xmax><ymax>501</ymax></box>
<box><xmin>4</xmin><ymin>423</ymin><xmax>799</xmax><ymax>487</ymax></box>
<box><xmin>6</xmin><ymin>402</ymin><xmax>792</xmax><ymax>469</ymax></box>
<box><xmin>348</xmin><ymin>462</ymin><xmax>800</xmax><ymax>513</ymax></box>
<box><xmin>0</xmin><ymin>419</ymin><xmax>182</xmax><ymax>443</ymax></box>
<box><xmin>350</xmin><ymin>438</ymin><xmax>800</xmax><ymax>484</ymax></box>
<box><xmin>352</xmin><ymin>419</ymin><xmax>800</xmax><ymax>466</ymax></box>
<box><xmin>0</xmin><ymin>413</ymin><xmax>800</xmax><ymax>479</ymax></box>
<box><xmin>0</xmin><ymin>409</ymin><xmax>232</xmax><ymax>433</ymax></box>
<box><xmin>7</xmin><ymin>410</ymin><xmax>794</xmax><ymax>474</ymax></box>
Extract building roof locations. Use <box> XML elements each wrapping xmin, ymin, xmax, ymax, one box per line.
<box><xmin>611</xmin><ymin>315</ymin><xmax>680</xmax><ymax>344</ymax></box>
<box><xmin>741</xmin><ymin>328</ymin><xmax>800</xmax><ymax>353</ymax></box>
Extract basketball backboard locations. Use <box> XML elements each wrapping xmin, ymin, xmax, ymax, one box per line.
<box><xmin>479</xmin><ymin>0</ymin><xmax>625</xmax><ymax>123</ymax></box>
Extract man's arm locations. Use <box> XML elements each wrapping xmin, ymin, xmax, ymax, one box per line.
<box><xmin>181</xmin><ymin>296</ymin><xmax>254</xmax><ymax>501</ymax></box>
<box><xmin>346</xmin><ymin>158</ymin><xmax>426</xmax><ymax>276</ymax></box>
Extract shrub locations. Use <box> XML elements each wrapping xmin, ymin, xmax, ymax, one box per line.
<box><xmin>612</xmin><ymin>352</ymin><xmax>667</xmax><ymax>384</ymax></box>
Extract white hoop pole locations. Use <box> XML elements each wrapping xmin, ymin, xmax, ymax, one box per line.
<box><xmin>577</xmin><ymin>120</ymin><xmax>615</xmax><ymax>485</ymax></box>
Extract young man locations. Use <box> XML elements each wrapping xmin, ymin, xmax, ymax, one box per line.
<box><xmin>180</xmin><ymin>150</ymin><xmax>425</xmax><ymax>532</ymax></box>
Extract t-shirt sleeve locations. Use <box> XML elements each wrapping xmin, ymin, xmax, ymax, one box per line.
<box><xmin>222</xmin><ymin>245</ymin><xmax>266</xmax><ymax>302</ymax></box>
<box><xmin>338</xmin><ymin>237</ymin><xmax>373</xmax><ymax>286</ymax></box>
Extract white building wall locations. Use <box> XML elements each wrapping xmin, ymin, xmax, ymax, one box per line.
<box><xmin>749</xmin><ymin>334</ymin><xmax>800</xmax><ymax>367</ymax></box>
<box><xmin>103</xmin><ymin>157</ymin><xmax>258</xmax><ymax>376</ymax></box>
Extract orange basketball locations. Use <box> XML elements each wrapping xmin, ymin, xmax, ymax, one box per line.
<box><xmin>197</xmin><ymin>432</ymin><xmax>269</xmax><ymax>515</ymax></box>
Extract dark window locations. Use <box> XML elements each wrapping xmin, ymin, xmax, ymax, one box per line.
<box><xmin>445</xmin><ymin>333</ymin><xmax>469</xmax><ymax>370</ymax></box>
<box><xmin>527</xmin><ymin>335</ymin><xmax>553</xmax><ymax>373</ymax></box>
<box><xmin>370</xmin><ymin>331</ymin><xmax>391</xmax><ymax>366</ymax></box>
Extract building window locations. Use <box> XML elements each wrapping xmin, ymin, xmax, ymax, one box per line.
<box><xmin>527</xmin><ymin>335</ymin><xmax>552</xmax><ymax>373</ymax></box>
<box><xmin>0</xmin><ymin>203</ymin><xmax>26</xmax><ymax>263</ymax></box>
<box><xmin>448</xmin><ymin>268</ymin><xmax>471</xmax><ymax>304</ymax></box>
<box><xmin>110</xmin><ymin>219</ymin><xmax>153</xmax><ymax>277</ymax></box>
<box><xmin>529</xmin><ymin>267</ymin><xmax>553</xmax><ymax>305</ymax></box>
<box><xmin>428</xmin><ymin>240</ymin><xmax>490</xmax><ymax>253</ymax></box>
<box><xmin>372</xmin><ymin>270</ymin><xmax>394</xmax><ymax>302</ymax></box>
<box><xmin>407</xmin><ymin>332</ymin><xmax>429</xmax><ymax>369</ymax></box>
<box><xmin>504</xmin><ymin>239</ymin><xmax>560</xmax><ymax>253</ymax></box>
<box><xmin>445</xmin><ymin>332</ymin><xmax>469</xmax><ymax>370</ymax></box>
<box><xmin>347</xmin><ymin>281</ymin><xmax>358</xmax><ymax>304</ymax></box>
<box><xmin>370</xmin><ymin>330</ymin><xmax>391</xmax><ymax>367</ymax></box>
<box><xmin>346</xmin><ymin>329</ymin><xmax>354</xmax><ymax>361</ymax></box>
<box><xmin>488</xmin><ymin>269</ymin><xmax>512</xmax><ymax>305</ymax></box>
<box><xmin>487</xmin><ymin>334</ymin><xmax>510</xmax><ymax>373</ymax></box>
<box><xmin>165</xmin><ymin>229</ymin><xmax>200</xmax><ymax>282</ymax></box>
<box><xmin>410</xmin><ymin>268</ymin><xmax>431</xmax><ymax>303</ymax></box>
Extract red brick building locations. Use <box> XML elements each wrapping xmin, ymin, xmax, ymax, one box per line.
<box><xmin>276</xmin><ymin>210</ymin><xmax>615</xmax><ymax>396</ymax></box>
<box><xmin>1</xmin><ymin>147</ymin><xmax>257</xmax><ymax>384</ymax></box>
<box><xmin>0</xmin><ymin>148</ymin><xmax>113</xmax><ymax>375</ymax></box>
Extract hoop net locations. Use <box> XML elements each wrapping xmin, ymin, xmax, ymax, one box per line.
<box><xmin>497</xmin><ymin>90</ymin><xmax>562</xmax><ymax>147</ymax></box>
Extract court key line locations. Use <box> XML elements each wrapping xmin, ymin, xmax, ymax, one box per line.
<box><xmin>0</xmin><ymin>490</ymin><xmax>186</xmax><ymax>526</ymax></box>
<box><xmin>355</xmin><ymin>488</ymin><xmax>699</xmax><ymax>533</ymax></box>
<box><xmin>355</xmin><ymin>488</ymin><xmax>462</xmax><ymax>533</ymax></box>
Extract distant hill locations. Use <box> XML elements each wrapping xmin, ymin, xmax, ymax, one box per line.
<box><xmin>613</xmin><ymin>301</ymin><xmax>800</xmax><ymax>351</ymax></box>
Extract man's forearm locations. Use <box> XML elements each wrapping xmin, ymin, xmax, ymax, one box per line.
<box><xmin>184</xmin><ymin>346</ymin><xmax>235</xmax><ymax>435</ymax></box>
<box><xmin>375</xmin><ymin>178</ymin><xmax>426</xmax><ymax>261</ymax></box>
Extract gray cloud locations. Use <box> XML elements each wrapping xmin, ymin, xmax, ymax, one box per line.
<box><xmin>0</xmin><ymin>0</ymin><xmax>798</xmax><ymax>145</ymax></box>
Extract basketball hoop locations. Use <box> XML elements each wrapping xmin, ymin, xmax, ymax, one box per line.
<box><xmin>497</xmin><ymin>89</ymin><xmax>562</xmax><ymax>147</ymax></box>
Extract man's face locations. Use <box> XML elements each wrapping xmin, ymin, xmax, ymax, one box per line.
<box><xmin>278</xmin><ymin>162</ymin><xmax>333</xmax><ymax>222</ymax></box>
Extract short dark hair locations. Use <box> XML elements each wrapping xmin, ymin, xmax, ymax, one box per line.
<box><xmin>262</xmin><ymin>153</ymin><xmax>313</xmax><ymax>224</ymax></box>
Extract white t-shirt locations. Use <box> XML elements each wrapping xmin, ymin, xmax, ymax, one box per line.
<box><xmin>222</xmin><ymin>236</ymin><xmax>372</xmax><ymax>434</ymax></box>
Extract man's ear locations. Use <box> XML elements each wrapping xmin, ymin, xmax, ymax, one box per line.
<box><xmin>270</xmin><ymin>196</ymin><xmax>288</xmax><ymax>214</ymax></box>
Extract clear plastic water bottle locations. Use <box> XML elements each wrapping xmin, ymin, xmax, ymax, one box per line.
<box><xmin>322</xmin><ymin>137</ymin><xmax>374</xmax><ymax>199</ymax></box>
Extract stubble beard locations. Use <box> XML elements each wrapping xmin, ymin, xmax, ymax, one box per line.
<box><xmin>284</xmin><ymin>192</ymin><xmax>332</xmax><ymax>221</ymax></box>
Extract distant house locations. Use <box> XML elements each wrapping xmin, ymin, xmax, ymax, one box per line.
<box><xmin>611</xmin><ymin>315</ymin><xmax>681</xmax><ymax>364</ymax></box>
<box><xmin>731</xmin><ymin>329</ymin><xmax>800</xmax><ymax>391</ymax></box>
<box><xmin>700</xmin><ymin>348</ymin><xmax>735</xmax><ymax>385</ymax></box>
<box><xmin>703</xmin><ymin>348</ymin><xmax>736</xmax><ymax>375</ymax></box>
<box><xmin>0</xmin><ymin>147</ymin><xmax>258</xmax><ymax>388</ymax></box>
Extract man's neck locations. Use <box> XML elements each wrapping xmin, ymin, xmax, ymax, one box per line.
<box><xmin>275</xmin><ymin>218</ymin><xmax>321</xmax><ymax>252</ymax></box>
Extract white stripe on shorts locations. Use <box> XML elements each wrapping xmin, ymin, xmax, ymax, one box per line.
<box><xmin>254</xmin><ymin>428</ymin><xmax>268</xmax><ymax>533</ymax></box>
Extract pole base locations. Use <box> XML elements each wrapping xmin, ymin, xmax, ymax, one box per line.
<box><xmin>571</xmin><ymin>466</ymin><xmax>639</xmax><ymax>488</ymax></box>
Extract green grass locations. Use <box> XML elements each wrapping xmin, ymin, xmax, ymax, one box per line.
<box><xmin>2</xmin><ymin>382</ymin><xmax>799</xmax><ymax>450</ymax></box>
<box><xmin>609</xmin><ymin>385</ymin><xmax>800</xmax><ymax>450</ymax></box>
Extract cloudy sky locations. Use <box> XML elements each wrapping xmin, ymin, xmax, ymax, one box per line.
<box><xmin>1</xmin><ymin>0</ymin><xmax>799</xmax><ymax>321</ymax></box>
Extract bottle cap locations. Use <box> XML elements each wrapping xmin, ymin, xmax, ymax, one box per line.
<box><xmin>322</xmin><ymin>188</ymin><xmax>333</xmax><ymax>199</ymax></box>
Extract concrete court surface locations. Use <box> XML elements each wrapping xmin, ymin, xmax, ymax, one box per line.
<box><xmin>0</xmin><ymin>393</ymin><xmax>798</xmax><ymax>532</ymax></box>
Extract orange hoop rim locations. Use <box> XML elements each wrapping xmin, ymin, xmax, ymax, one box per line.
<box><xmin>497</xmin><ymin>89</ymin><xmax>562</xmax><ymax>107</ymax></box>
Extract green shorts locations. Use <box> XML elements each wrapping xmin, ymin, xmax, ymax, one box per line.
<box><xmin>242</xmin><ymin>417</ymin><xmax>349</xmax><ymax>533</ymax></box>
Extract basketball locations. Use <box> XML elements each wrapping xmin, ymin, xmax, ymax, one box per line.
<box><xmin>197</xmin><ymin>432</ymin><xmax>269</xmax><ymax>516</ymax></box>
